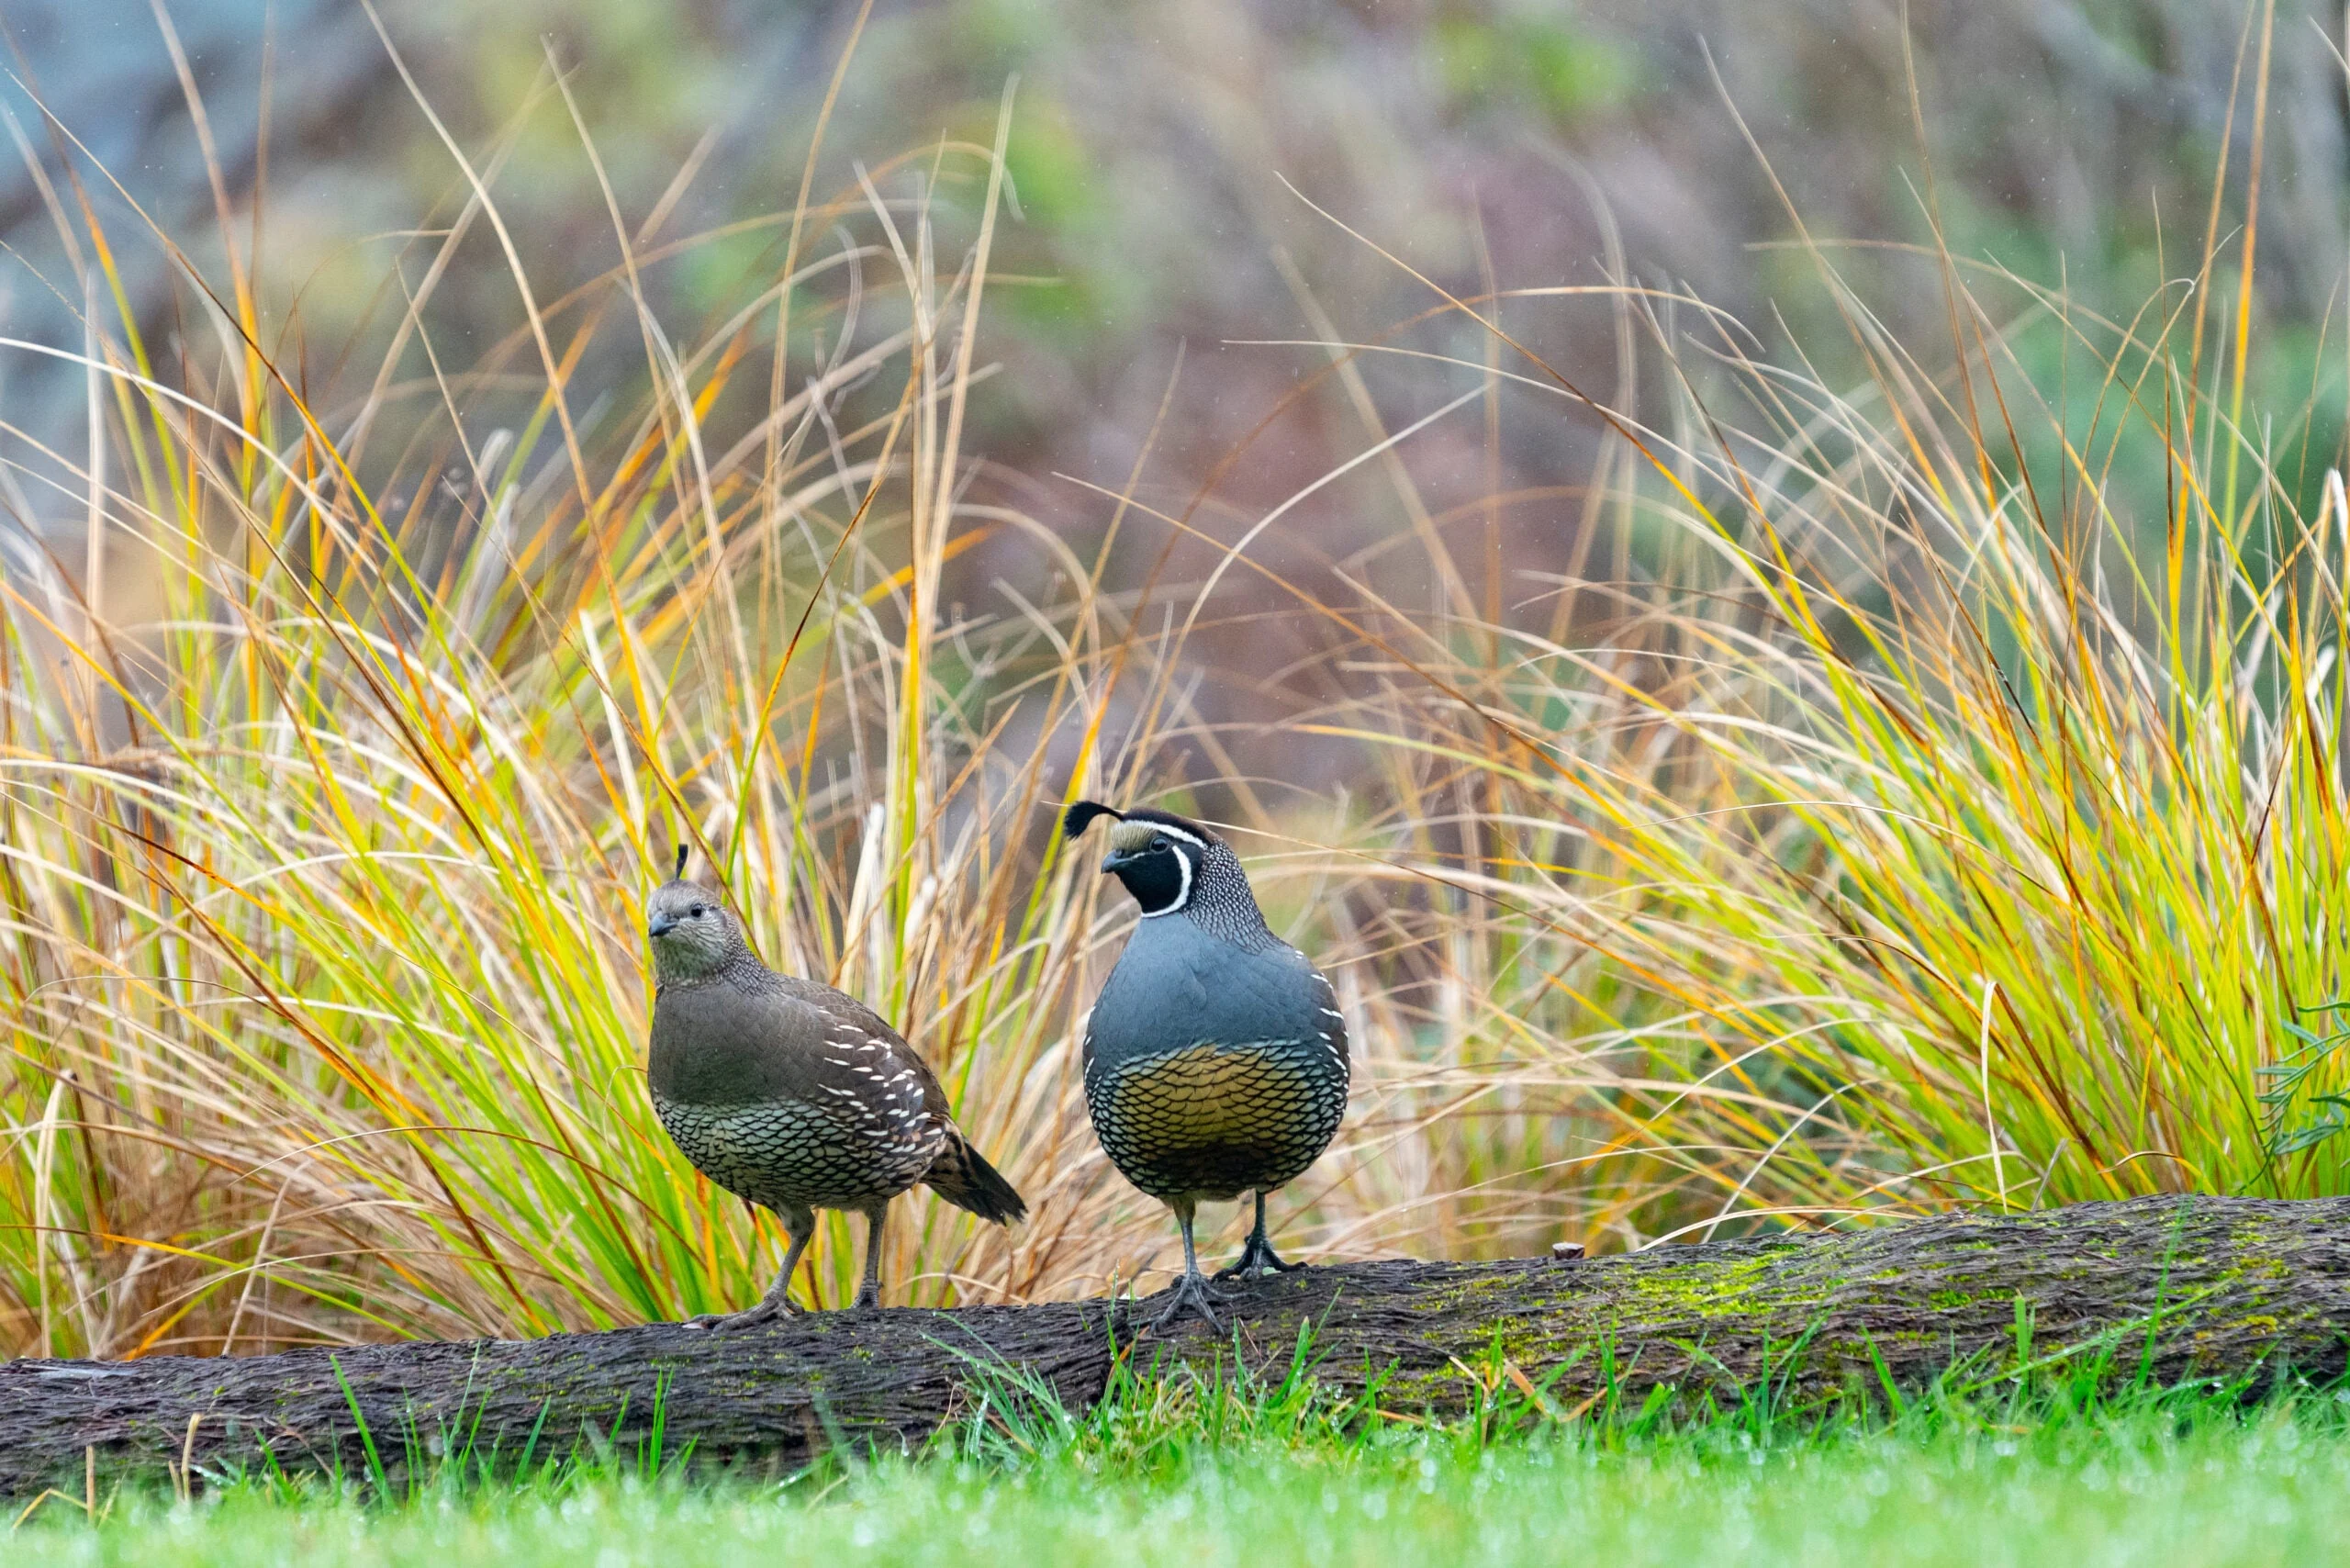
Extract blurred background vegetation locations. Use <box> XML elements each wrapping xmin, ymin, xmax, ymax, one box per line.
<box><xmin>7</xmin><ymin>0</ymin><xmax>2343</xmax><ymax>716</ymax></box>
<box><xmin>0</xmin><ymin>0</ymin><xmax>2344</xmax><ymax>1358</ymax></box>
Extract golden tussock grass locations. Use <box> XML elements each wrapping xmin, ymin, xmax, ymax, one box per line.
<box><xmin>0</xmin><ymin>11</ymin><xmax>2341</xmax><ymax>1356</ymax></box>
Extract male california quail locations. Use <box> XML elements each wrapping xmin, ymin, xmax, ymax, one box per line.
<box><xmin>1063</xmin><ymin>802</ymin><xmax>1349</xmax><ymax>1328</ymax></box>
<box><xmin>645</xmin><ymin>847</ymin><xmax>1025</xmax><ymax>1327</ymax></box>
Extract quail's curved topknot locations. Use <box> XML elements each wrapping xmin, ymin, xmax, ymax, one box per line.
<box><xmin>673</xmin><ymin>842</ymin><xmax>689</xmax><ymax>882</ymax></box>
<box><xmin>1062</xmin><ymin>801</ymin><xmax>1125</xmax><ymax>841</ymax></box>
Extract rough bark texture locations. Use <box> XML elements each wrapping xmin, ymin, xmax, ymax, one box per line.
<box><xmin>4</xmin><ymin>1194</ymin><xmax>2346</xmax><ymax>1495</ymax></box>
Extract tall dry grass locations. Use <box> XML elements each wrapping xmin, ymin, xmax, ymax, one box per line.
<box><xmin>0</xmin><ymin>15</ymin><xmax>2342</xmax><ymax>1359</ymax></box>
<box><xmin>1286</xmin><ymin>13</ymin><xmax>2350</xmax><ymax>1235</ymax></box>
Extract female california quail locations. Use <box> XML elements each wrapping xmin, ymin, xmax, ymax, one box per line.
<box><xmin>645</xmin><ymin>848</ymin><xmax>1025</xmax><ymax>1327</ymax></box>
<box><xmin>1063</xmin><ymin>802</ymin><xmax>1350</xmax><ymax>1328</ymax></box>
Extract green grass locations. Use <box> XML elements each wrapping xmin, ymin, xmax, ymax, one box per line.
<box><xmin>17</xmin><ymin>1381</ymin><xmax>2350</xmax><ymax>1566</ymax></box>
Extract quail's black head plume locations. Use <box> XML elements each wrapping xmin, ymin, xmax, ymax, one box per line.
<box><xmin>1061</xmin><ymin>800</ymin><xmax>1125</xmax><ymax>841</ymax></box>
<box><xmin>1063</xmin><ymin>799</ymin><xmax>1349</xmax><ymax>1330</ymax></box>
<box><xmin>643</xmin><ymin>862</ymin><xmax>1024</xmax><ymax>1327</ymax></box>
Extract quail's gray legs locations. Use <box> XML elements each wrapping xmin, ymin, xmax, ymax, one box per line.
<box><xmin>1151</xmin><ymin>1196</ymin><xmax>1227</xmax><ymax>1331</ymax></box>
<box><xmin>1215</xmin><ymin>1191</ymin><xmax>1304</xmax><ymax>1281</ymax></box>
<box><xmin>690</xmin><ymin>1206</ymin><xmax>812</xmax><ymax>1329</ymax></box>
<box><xmin>854</xmin><ymin>1202</ymin><xmax>889</xmax><ymax>1311</ymax></box>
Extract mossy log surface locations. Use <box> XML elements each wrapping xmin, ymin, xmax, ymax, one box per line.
<box><xmin>4</xmin><ymin>1194</ymin><xmax>2347</xmax><ymax>1494</ymax></box>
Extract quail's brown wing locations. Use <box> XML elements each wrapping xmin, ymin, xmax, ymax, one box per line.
<box><xmin>767</xmin><ymin>974</ymin><xmax>952</xmax><ymax>1128</ymax></box>
<box><xmin>649</xmin><ymin>974</ymin><xmax>909</xmax><ymax>1126</ymax></box>
<box><xmin>763</xmin><ymin>978</ymin><xmax>1026</xmax><ymax>1222</ymax></box>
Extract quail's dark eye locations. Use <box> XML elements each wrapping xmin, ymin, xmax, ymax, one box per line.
<box><xmin>690</xmin><ymin>904</ymin><xmax>710</xmax><ymax>918</ymax></box>
<box><xmin>1149</xmin><ymin>834</ymin><xmax>1169</xmax><ymax>853</ymax></box>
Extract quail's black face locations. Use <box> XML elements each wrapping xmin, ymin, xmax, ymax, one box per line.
<box><xmin>1060</xmin><ymin>803</ymin><xmax>1212</xmax><ymax>919</ymax></box>
<box><xmin>1101</xmin><ymin>829</ymin><xmax>1193</xmax><ymax>917</ymax></box>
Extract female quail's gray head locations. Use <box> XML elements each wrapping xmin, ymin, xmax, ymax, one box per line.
<box><xmin>646</xmin><ymin>846</ymin><xmax>744</xmax><ymax>980</ymax></box>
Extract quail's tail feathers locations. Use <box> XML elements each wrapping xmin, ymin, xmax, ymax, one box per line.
<box><xmin>926</xmin><ymin>1130</ymin><xmax>1028</xmax><ymax>1225</ymax></box>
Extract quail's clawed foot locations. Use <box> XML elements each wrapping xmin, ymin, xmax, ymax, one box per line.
<box><xmin>686</xmin><ymin>1298</ymin><xmax>797</xmax><ymax>1331</ymax></box>
<box><xmin>853</xmin><ymin>1282</ymin><xmax>882</xmax><ymax>1312</ymax></box>
<box><xmin>1148</xmin><ymin>1269</ymin><xmax>1227</xmax><ymax>1332</ymax></box>
<box><xmin>1214</xmin><ymin>1231</ymin><xmax>1304</xmax><ymax>1282</ymax></box>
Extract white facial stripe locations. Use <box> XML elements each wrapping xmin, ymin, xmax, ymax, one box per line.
<box><xmin>1138</xmin><ymin>840</ymin><xmax>1192</xmax><ymax>917</ymax></box>
<box><xmin>1149</xmin><ymin>823</ymin><xmax>1210</xmax><ymax>850</ymax></box>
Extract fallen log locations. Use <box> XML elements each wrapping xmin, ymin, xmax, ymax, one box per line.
<box><xmin>4</xmin><ymin>1194</ymin><xmax>2346</xmax><ymax>1495</ymax></box>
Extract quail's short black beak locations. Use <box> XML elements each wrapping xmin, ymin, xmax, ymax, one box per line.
<box><xmin>1100</xmin><ymin>849</ymin><xmax>1134</xmax><ymax>876</ymax></box>
<box><xmin>647</xmin><ymin>912</ymin><xmax>678</xmax><ymax>938</ymax></box>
